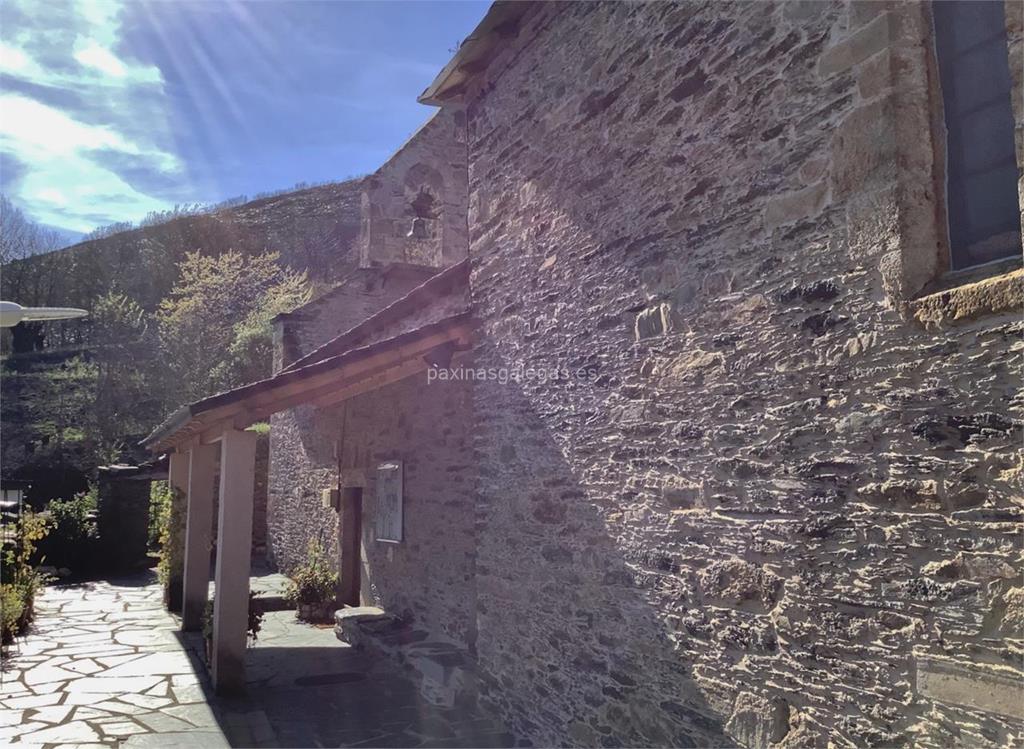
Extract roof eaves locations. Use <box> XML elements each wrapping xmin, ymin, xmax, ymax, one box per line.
<box><xmin>142</xmin><ymin>311</ymin><xmax>474</xmax><ymax>451</ymax></box>
<box><xmin>418</xmin><ymin>2</ymin><xmax>530</xmax><ymax>106</ymax></box>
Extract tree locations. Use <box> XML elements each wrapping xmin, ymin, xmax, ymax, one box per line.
<box><xmin>0</xmin><ymin>195</ymin><xmax>64</xmax><ymax>304</ymax></box>
<box><xmin>90</xmin><ymin>291</ymin><xmax>154</xmax><ymax>461</ymax></box>
<box><xmin>156</xmin><ymin>250</ymin><xmax>310</xmax><ymax>404</ymax></box>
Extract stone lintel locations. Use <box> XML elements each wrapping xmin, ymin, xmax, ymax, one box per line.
<box><xmin>916</xmin><ymin>653</ymin><xmax>1024</xmax><ymax>719</ymax></box>
<box><xmin>907</xmin><ymin>268</ymin><xmax>1023</xmax><ymax>327</ymax></box>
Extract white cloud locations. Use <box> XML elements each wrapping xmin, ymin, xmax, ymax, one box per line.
<box><xmin>73</xmin><ymin>39</ymin><xmax>128</xmax><ymax>79</ymax></box>
<box><xmin>0</xmin><ymin>0</ymin><xmax>184</xmax><ymax>234</ymax></box>
<box><xmin>0</xmin><ymin>41</ymin><xmax>33</xmax><ymax>73</ymax></box>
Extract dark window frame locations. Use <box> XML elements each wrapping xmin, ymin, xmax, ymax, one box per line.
<box><xmin>932</xmin><ymin>0</ymin><xmax>1022</xmax><ymax>271</ymax></box>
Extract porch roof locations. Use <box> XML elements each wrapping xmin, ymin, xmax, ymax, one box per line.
<box><xmin>141</xmin><ymin>311</ymin><xmax>473</xmax><ymax>453</ymax></box>
<box><xmin>284</xmin><ymin>258</ymin><xmax>469</xmax><ymax>373</ymax></box>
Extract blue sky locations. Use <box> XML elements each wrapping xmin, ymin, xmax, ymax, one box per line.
<box><xmin>0</xmin><ymin>0</ymin><xmax>489</xmax><ymax>237</ymax></box>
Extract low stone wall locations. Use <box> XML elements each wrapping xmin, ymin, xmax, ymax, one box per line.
<box><xmin>96</xmin><ymin>477</ymin><xmax>150</xmax><ymax>572</ymax></box>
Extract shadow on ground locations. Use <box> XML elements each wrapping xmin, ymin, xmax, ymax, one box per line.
<box><xmin>180</xmin><ymin>609</ymin><xmax>518</xmax><ymax>748</ymax></box>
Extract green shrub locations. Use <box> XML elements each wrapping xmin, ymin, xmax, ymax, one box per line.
<box><xmin>1</xmin><ymin>511</ymin><xmax>51</xmax><ymax>648</ymax></box>
<box><xmin>39</xmin><ymin>487</ymin><xmax>99</xmax><ymax>573</ymax></box>
<box><xmin>1</xmin><ymin>584</ymin><xmax>24</xmax><ymax>645</ymax></box>
<box><xmin>285</xmin><ymin>539</ymin><xmax>338</xmax><ymax>607</ymax></box>
<box><xmin>154</xmin><ymin>481</ymin><xmax>185</xmax><ymax>610</ymax></box>
<box><xmin>149</xmin><ymin>481</ymin><xmax>171</xmax><ymax>552</ymax></box>
<box><xmin>202</xmin><ymin>592</ymin><xmax>264</xmax><ymax>653</ymax></box>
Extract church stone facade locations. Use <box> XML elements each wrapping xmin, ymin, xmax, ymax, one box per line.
<box><xmin>266</xmin><ymin>2</ymin><xmax>1023</xmax><ymax>747</ymax></box>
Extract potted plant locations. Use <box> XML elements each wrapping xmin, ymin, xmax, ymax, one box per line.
<box><xmin>285</xmin><ymin>539</ymin><xmax>338</xmax><ymax>623</ymax></box>
<box><xmin>201</xmin><ymin>592</ymin><xmax>264</xmax><ymax>664</ymax></box>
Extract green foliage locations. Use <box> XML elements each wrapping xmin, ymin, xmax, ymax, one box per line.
<box><xmin>155</xmin><ymin>482</ymin><xmax>185</xmax><ymax>596</ymax></box>
<box><xmin>2</xmin><ymin>183</ymin><xmax>359</xmax><ymax>507</ymax></box>
<box><xmin>92</xmin><ymin>290</ymin><xmax>147</xmax><ymax>338</ymax></box>
<box><xmin>285</xmin><ymin>539</ymin><xmax>338</xmax><ymax>608</ymax></box>
<box><xmin>1</xmin><ymin>511</ymin><xmax>51</xmax><ymax>646</ymax></box>
<box><xmin>1</xmin><ymin>584</ymin><xmax>24</xmax><ymax>646</ymax></box>
<box><xmin>90</xmin><ymin>291</ymin><xmax>156</xmax><ymax>462</ymax></box>
<box><xmin>39</xmin><ymin>487</ymin><xmax>99</xmax><ymax>572</ymax></box>
<box><xmin>3</xmin><ymin>510</ymin><xmax>50</xmax><ymax>573</ymax></box>
<box><xmin>156</xmin><ymin>250</ymin><xmax>311</xmax><ymax>404</ymax></box>
<box><xmin>201</xmin><ymin>592</ymin><xmax>264</xmax><ymax>649</ymax></box>
<box><xmin>149</xmin><ymin>480</ymin><xmax>171</xmax><ymax>552</ymax></box>
<box><xmin>246</xmin><ymin>422</ymin><xmax>271</xmax><ymax>436</ymax></box>
<box><xmin>36</xmin><ymin>356</ymin><xmax>99</xmax><ymax>449</ymax></box>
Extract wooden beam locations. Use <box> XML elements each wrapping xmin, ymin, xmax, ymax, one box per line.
<box><xmin>150</xmin><ymin>319</ymin><xmax>473</xmax><ymax>451</ymax></box>
<box><xmin>311</xmin><ymin>355</ymin><xmax>435</xmax><ymax>409</ymax></box>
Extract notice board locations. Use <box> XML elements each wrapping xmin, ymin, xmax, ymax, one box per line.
<box><xmin>375</xmin><ymin>461</ymin><xmax>403</xmax><ymax>542</ymax></box>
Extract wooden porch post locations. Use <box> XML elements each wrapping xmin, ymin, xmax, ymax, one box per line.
<box><xmin>181</xmin><ymin>442</ymin><xmax>217</xmax><ymax>631</ymax></box>
<box><xmin>166</xmin><ymin>452</ymin><xmax>190</xmax><ymax>614</ymax></box>
<box><xmin>211</xmin><ymin>428</ymin><xmax>256</xmax><ymax>695</ymax></box>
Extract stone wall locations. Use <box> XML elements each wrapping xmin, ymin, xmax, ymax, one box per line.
<box><xmin>266</xmin><ymin>366</ymin><xmax>476</xmax><ymax>648</ymax></box>
<box><xmin>272</xmin><ymin>264</ymin><xmax>437</xmax><ymax>372</ymax></box>
<box><xmin>267</xmin><ymin>271</ymin><xmax>469</xmax><ymax>579</ymax></box>
<box><xmin>267</xmin><ymin>403</ymin><xmax>340</xmax><ymax>574</ymax></box>
<box><xmin>461</xmin><ymin>2</ymin><xmax>1022</xmax><ymax>747</ymax></box>
<box><xmin>96</xmin><ymin>477</ymin><xmax>151</xmax><ymax>572</ymax></box>
<box><xmin>340</xmin><ymin>369</ymin><xmax>476</xmax><ymax>647</ymax></box>
<box><xmin>359</xmin><ymin>108</ymin><xmax>469</xmax><ymax>269</ymax></box>
<box><xmin>268</xmin><ymin>108</ymin><xmax>471</xmax><ymax>577</ymax></box>
<box><xmin>252</xmin><ymin>433</ymin><xmax>269</xmax><ymax>559</ymax></box>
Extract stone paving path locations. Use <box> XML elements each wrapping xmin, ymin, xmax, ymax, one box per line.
<box><xmin>239</xmin><ymin>611</ymin><xmax>517</xmax><ymax>748</ymax></box>
<box><xmin>2</xmin><ymin>573</ymin><xmax>517</xmax><ymax>748</ymax></box>
<box><xmin>1</xmin><ymin>574</ymin><xmax>228</xmax><ymax>748</ymax></box>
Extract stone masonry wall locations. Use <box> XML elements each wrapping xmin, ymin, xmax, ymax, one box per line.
<box><xmin>267</xmin><ymin>403</ymin><xmax>340</xmax><ymax>574</ymax></box>
<box><xmin>462</xmin><ymin>2</ymin><xmax>1023</xmax><ymax>748</ymax></box>
<box><xmin>267</xmin><ymin>266</ymin><xmax>434</xmax><ymax>570</ymax></box>
<box><xmin>360</xmin><ymin>108</ymin><xmax>469</xmax><ymax>269</ymax></box>
<box><xmin>272</xmin><ymin>265</ymin><xmax>436</xmax><ymax>372</ymax></box>
<box><xmin>266</xmin><ymin>368</ymin><xmax>476</xmax><ymax>649</ymax></box>
<box><xmin>339</xmin><ymin>370</ymin><xmax>476</xmax><ymax>647</ymax></box>
<box><xmin>267</xmin><ymin>274</ymin><xmax>468</xmax><ymax>579</ymax></box>
<box><xmin>268</xmin><ymin>109</ymin><xmax>471</xmax><ymax>576</ymax></box>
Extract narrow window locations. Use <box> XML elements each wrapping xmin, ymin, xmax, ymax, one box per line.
<box><xmin>933</xmin><ymin>1</ymin><xmax>1021</xmax><ymax>270</ymax></box>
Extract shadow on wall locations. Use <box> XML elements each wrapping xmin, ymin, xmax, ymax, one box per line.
<box><xmin>268</xmin><ymin>404</ymin><xmax>341</xmax><ymax>575</ymax></box>
<box><xmin>473</xmin><ymin>377</ymin><xmax>731</xmax><ymax>748</ymax></box>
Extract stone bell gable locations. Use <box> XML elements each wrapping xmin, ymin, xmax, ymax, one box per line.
<box><xmin>358</xmin><ymin>107</ymin><xmax>469</xmax><ymax>270</ymax></box>
<box><xmin>270</xmin><ymin>106</ymin><xmax>470</xmax><ymax>373</ymax></box>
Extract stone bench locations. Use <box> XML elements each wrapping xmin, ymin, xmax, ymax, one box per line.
<box><xmin>334</xmin><ymin>607</ymin><xmax>475</xmax><ymax>708</ymax></box>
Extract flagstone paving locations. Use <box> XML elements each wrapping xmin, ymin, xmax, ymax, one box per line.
<box><xmin>1</xmin><ymin>575</ymin><xmax>229</xmax><ymax>748</ymax></box>
<box><xmin>231</xmin><ymin>610</ymin><xmax>519</xmax><ymax>748</ymax></box>
<box><xmin>3</xmin><ymin>573</ymin><xmax>518</xmax><ymax>748</ymax></box>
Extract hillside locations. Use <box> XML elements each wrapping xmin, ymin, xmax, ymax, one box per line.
<box><xmin>2</xmin><ymin>179</ymin><xmax>363</xmax><ymax>350</ymax></box>
<box><xmin>1</xmin><ymin>179</ymin><xmax>364</xmax><ymax>503</ymax></box>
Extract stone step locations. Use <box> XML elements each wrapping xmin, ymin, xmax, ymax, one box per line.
<box><xmin>253</xmin><ymin>593</ymin><xmax>291</xmax><ymax>613</ymax></box>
